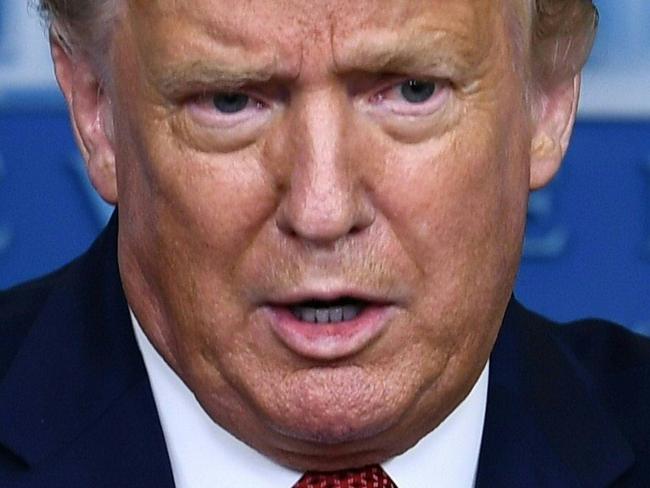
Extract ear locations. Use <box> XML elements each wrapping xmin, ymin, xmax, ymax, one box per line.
<box><xmin>529</xmin><ymin>74</ymin><xmax>581</xmax><ymax>190</ymax></box>
<box><xmin>50</xmin><ymin>30</ymin><xmax>118</xmax><ymax>204</ymax></box>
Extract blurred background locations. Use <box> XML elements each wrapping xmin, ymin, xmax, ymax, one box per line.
<box><xmin>0</xmin><ymin>0</ymin><xmax>648</xmax><ymax>333</ymax></box>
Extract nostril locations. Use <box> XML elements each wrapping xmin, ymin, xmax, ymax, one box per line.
<box><xmin>349</xmin><ymin>223</ymin><xmax>368</xmax><ymax>236</ymax></box>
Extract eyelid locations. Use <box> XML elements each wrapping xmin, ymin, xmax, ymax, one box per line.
<box><xmin>365</xmin><ymin>77</ymin><xmax>451</xmax><ymax>117</ymax></box>
<box><xmin>185</xmin><ymin>90</ymin><xmax>270</xmax><ymax>130</ymax></box>
<box><xmin>189</xmin><ymin>86</ymin><xmax>260</xmax><ymax>104</ymax></box>
<box><xmin>378</xmin><ymin>76</ymin><xmax>448</xmax><ymax>96</ymax></box>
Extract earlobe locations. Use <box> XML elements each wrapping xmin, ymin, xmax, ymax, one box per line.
<box><xmin>529</xmin><ymin>75</ymin><xmax>581</xmax><ymax>190</ymax></box>
<box><xmin>50</xmin><ymin>31</ymin><xmax>118</xmax><ymax>204</ymax></box>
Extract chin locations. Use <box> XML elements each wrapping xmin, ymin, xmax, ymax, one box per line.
<box><xmin>266</xmin><ymin>398</ymin><xmax>402</xmax><ymax>447</ymax></box>
<box><xmin>263</xmin><ymin>413</ymin><xmax>404</xmax><ymax>472</ymax></box>
<box><xmin>283</xmin><ymin>420</ymin><xmax>388</xmax><ymax>445</ymax></box>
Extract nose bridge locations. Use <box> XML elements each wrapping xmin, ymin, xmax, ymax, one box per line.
<box><xmin>299</xmin><ymin>88</ymin><xmax>348</xmax><ymax>203</ymax></box>
<box><xmin>277</xmin><ymin>87</ymin><xmax>371</xmax><ymax>243</ymax></box>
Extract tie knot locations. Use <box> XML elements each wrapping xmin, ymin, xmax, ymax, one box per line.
<box><xmin>293</xmin><ymin>464</ymin><xmax>397</xmax><ymax>488</ymax></box>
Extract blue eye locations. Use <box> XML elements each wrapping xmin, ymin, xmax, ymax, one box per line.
<box><xmin>400</xmin><ymin>80</ymin><xmax>436</xmax><ymax>104</ymax></box>
<box><xmin>213</xmin><ymin>93</ymin><xmax>250</xmax><ymax>113</ymax></box>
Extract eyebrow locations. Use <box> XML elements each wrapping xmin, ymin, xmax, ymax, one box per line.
<box><xmin>151</xmin><ymin>59</ymin><xmax>282</xmax><ymax>97</ymax></box>
<box><xmin>333</xmin><ymin>29</ymin><xmax>481</xmax><ymax>78</ymax></box>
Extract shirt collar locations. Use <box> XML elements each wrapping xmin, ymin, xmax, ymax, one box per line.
<box><xmin>132</xmin><ymin>312</ymin><xmax>487</xmax><ymax>488</ymax></box>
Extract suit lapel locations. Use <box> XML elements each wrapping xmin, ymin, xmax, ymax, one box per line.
<box><xmin>0</xmin><ymin>212</ymin><xmax>175</xmax><ymax>487</ymax></box>
<box><xmin>476</xmin><ymin>300</ymin><xmax>634</xmax><ymax>487</ymax></box>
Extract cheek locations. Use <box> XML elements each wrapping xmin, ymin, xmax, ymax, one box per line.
<box><xmin>119</xmin><ymin>104</ymin><xmax>276</xmax><ymax>257</ymax></box>
<box><xmin>383</xmin><ymin>138</ymin><xmax>525</xmax><ymax>256</ymax></box>
<box><xmin>370</xmin><ymin>111</ymin><xmax>530</xmax><ymax>322</ymax></box>
<box><xmin>114</xmin><ymin>105</ymin><xmax>281</xmax><ymax>356</ymax></box>
<box><xmin>135</xmin><ymin>148</ymin><xmax>276</xmax><ymax>302</ymax></box>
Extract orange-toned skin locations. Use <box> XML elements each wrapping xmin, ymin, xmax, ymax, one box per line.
<box><xmin>51</xmin><ymin>0</ymin><xmax>580</xmax><ymax>471</ymax></box>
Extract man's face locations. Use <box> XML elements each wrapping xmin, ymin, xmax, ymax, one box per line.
<box><xmin>111</xmin><ymin>0</ymin><xmax>532</xmax><ymax>469</ymax></box>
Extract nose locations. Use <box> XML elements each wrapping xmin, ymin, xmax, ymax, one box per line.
<box><xmin>274</xmin><ymin>89</ymin><xmax>375</xmax><ymax>245</ymax></box>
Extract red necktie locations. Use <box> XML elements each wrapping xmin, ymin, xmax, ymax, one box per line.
<box><xmin>293</xmin><ymin>464</ymin><xmax>398</xmax><ymax>488</ymax></box>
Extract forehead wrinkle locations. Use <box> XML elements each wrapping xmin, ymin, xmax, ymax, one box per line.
<box><xmin>122</xmin><ymin>0</ymin><xmax>509</xmax><ymax>92</ymax></box>
<box><xmin>124</xmin><ymin>1</ymin><xmax>303</xmax><ymax>95</ymax></box>
<box><xmin>126</xmin><ymin>0</ymin><xmax>300</xmax><ymax>63</ymax></box>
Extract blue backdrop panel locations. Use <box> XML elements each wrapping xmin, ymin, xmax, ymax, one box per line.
<box><xmin>0</xmin><ymin>99</ymin><xmax>112</xmax><ymax>289</ymax></box>
<box><xmin>0</xmin><ymin>101</ymin><xmax>648</xmax><ymax>334</ymax></box>
<box><xmin>516</xmin><ymin>121</ymin><xmax>650</xmax><ymax>333</ymax></box>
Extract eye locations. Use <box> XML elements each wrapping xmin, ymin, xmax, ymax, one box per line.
<box><xmin>399</xmin><ymin>80</ymin><xmax>437</xmax><ymax>104</ymax></box>
<box><xmin>368</xmin><ymin>78</ymin><xmax>449</xmax><ymax>117</ymax></box>
<box><xmin>213</xmin><ymin>92</ymin><xmax>252</xmax><ymax>114</ymax></box>
<box><xmin>186</xmin><ymin>90</ymin><xmax>270</xmax><ymax>130</ymax></box>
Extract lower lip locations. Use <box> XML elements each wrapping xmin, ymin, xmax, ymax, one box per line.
<box><xmin>264</xmin><ymin>304</ymin><xmax>395</xmax><ymax>361</ymax></box>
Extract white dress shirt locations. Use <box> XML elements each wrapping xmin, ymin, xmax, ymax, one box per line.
<box><xmin>132</xmin><ymin>313</ymin><xmax>488</xmax><ymax>488</ymax></box>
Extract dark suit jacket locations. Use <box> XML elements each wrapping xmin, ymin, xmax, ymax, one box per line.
<box><xmin>1</xmin><ymin>214</ymin><xmax>649</xmax><ymax>487</ymax></box>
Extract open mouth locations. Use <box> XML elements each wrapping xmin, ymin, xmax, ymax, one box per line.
<box><xmin>266</xmin><ymin>294</ymin><xmax>395</xmax><ymax>359</ymax></box>
<box><xmin>289</xmin><ymin>298</ymin><xmax>367</xmax><ymax>324</ymax></box>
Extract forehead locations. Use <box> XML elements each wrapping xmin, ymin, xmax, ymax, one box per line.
<box><xmin>127</xmin><ymin>0</ymin><xmax>499</xmax><ymax>28</ymax></box>
<box><xmin>123</xmin><ymin>0</ymin><xmax>508</xmax><ymax>76</ymax></box>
